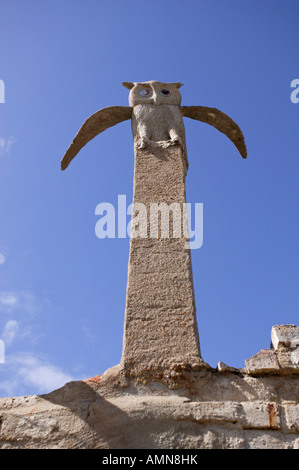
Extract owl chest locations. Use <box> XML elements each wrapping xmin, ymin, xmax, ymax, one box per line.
<box><xmin>132</xmin><ymin>104</ymin><xmax>182</xmax><ymax>142</ymax></box>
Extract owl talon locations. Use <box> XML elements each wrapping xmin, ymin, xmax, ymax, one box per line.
<box><xmin>159</xmin><ymin>141</ymin><xmax>171</xmax><ymax>149</ymax></box>
<box><xmin>170</xmin><ymin>136</ymin><xmax>184</xmax><ymax>147</ymax></box>
<box><xmin>135</xmin><ymin>138</ymin><xmax>184</xmax><ymax>152</ymax></box>
<box><xmin>135</xmin><ymin>138</ymin><xmax>148</xmax><ymax>149</ymax></box>
<box><xmin>160</xmin><ymin>138</ymin><xmax>182</xmax><ymax>149</ymax></box>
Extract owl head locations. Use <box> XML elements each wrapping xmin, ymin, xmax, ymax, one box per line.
<box><xmin>122</xmin><ymin>80</ymin><xmax>183</xmax><ymax>107</ymax></box>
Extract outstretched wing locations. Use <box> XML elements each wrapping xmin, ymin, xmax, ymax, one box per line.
<box><xmin>61</xmin><ymin>106</ymin><xmax>133</xmax><ymax>170</ymax></box>
<box><xmin>181</xmin><ymin>106</ymin><xmax>247</xmax><ymax>159</ymax></box>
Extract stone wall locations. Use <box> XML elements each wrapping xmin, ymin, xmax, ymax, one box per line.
<box><xmin>0</xmin><ymin>325</ymin><xmax>298</xmax><ymax>449</ymax></box>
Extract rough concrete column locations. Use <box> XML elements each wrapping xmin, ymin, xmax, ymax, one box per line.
<box><xmin>120</xmin><ymin>144</ymin><xmax>202</xmax><ymax>374</ymax></box>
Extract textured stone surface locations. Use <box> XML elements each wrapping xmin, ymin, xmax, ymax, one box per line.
<box><xmin>61</xmin><ymin>80</ymin><xmax>247</xmax><ymax>172</ymax></box>
<box><xmin>181</xmin><ymin>105</ymin><xmax>247</xmax><ymax>160</ymax></box>
<box><xmin>121</xmin><ymin>144</ymin><xmax>202</xmax><ymax>374</ymax></box>
<box><xmin>60</xmin><ymin>81</ymin><xmax>247</xmax><ymax>376</ymax></box>
<box><xmin>271</xmin><ymin>325</ymin><xmax>299</xmax><ymax>350</ymax></box>
<box><xmin>61</xmin><ymin>106</ymin><xmax>132</xmax><ymax>170</ymax></box>
<box><xmin>245</xmin><ymin>326</ymin><xmax>299</xmax><ymax>376</ymax></box>
<box><xmin>245</xmin><ymin>349</ymin><xmax>280</xmax><ymax>375</ymax></box>
<box><xmin>53</xmin><ymin>83</ymin><xmax>295</xmax><ymax>449</ymax></box>
<box><xmin>0</xmin><ymin>361</ymin><xmax>298</xmax><ymax>449</ymax></box>
<box><xmin>1</xmin><ymin>326</ymin><xmax>297</xmax><ymax>449</ymax></box>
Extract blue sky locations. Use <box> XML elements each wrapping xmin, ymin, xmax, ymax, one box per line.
<box><xmin>0</xmin><ymin>0</ymin><xmax>298</xmax><ymax>397</ymax></box>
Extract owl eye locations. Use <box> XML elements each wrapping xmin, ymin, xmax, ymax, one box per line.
<box><xmin>138</xmin><ymin>88</ymin><xmax>152</xmax><ymax>97</ymax></box>
<box><xmin>160</xmin><ymin>88</ymin><xmax>172</xmax><ymax>96</ymax></box>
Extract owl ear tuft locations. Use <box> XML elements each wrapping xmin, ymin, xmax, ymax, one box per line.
<box><xmin>122</xmin><ymin>82</ymin><xmax>135</xmax><ymax>90</ymax></box>
<box><xmin>173</xmin><ymin>82</ymin><xmax>183</xmax><ymax>89</ymax></box>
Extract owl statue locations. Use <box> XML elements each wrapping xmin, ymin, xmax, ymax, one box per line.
<box><xmin>61</xmin><ymin>80</ymin><xmax>247</xmax><ymax>172</ymax></box>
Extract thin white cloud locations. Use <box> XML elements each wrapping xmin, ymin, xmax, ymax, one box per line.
<box><xmin>21</xmin><ymin>291</ymin><xmax>45</xmax><ymax>317</ymax></box>
<box><xmin>82</xmin><ymin>324</ymin><xmax>97</xmax><ymax>347</ymax></box>
<box><xmin>1</xmin><ymin>320</ymin><xmax>19</xmax><ymax>346</ymax></box>
<box><xmin>0</xmin><ymin>289</ymin><xmax>49</xmax><ymax>317</ymax></box>
<box><xmin>0</xmin><ymin>292</ymin><xmax>19</xmax><ymax>312</ymax></box>
<box><xmin>0</xmin><ymin>136</ymin><xmax>16</xmax><ymax>155</ymax></box>
<box><xmin>0</xmin><ymin>282</ymin><xmax>76</xmax><ymax>396</ymax></box>
<box><xmin>20</xmin><ymin>358</ymin><xmax>73</xmax><ymax>393</ymax></box>
<box><xmin>0</xmin><ymin>353</ymin><xmax>74</xmax><ymax>396</ymax></box>
<box><xmin>0</xmin><ymin>253</ymin><xmax>6</xmax><ymax>265</ymax></box>
<box><xmin>0</xmin><ymin>377</ymin><xmax>19</xmax><ymax>398</ymax></box>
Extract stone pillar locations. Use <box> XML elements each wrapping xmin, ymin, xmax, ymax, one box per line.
<box><xmin>120</xmin><ymin>144</ymin><xmax>202</xmax><ymax>374</ymax></box>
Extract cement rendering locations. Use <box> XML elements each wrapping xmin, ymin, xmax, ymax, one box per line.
<box><xmin>0</xmin><ymin>326</ymin><xmax>298</xmax><ymax>449</ymax></box>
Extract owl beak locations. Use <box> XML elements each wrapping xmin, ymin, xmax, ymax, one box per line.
<box><xmin>148</xmin><ymin>90</ymin><xmax>158</xmax><ymax>105</ymax></box>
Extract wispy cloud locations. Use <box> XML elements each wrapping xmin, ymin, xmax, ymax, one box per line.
<box><xmin>0</xmin><ymin>136</ymin><xmax>16</xmax><ymax>155</ymax></box>
<box><xmin>0</xmin><ymin>290</ymin><xmax>48</xmax><ymax>316</ymax></box>
<box><xmin>0</xmin><ymin>353</ymin><xmax>74</xmax><ymax>397</ymax></box>
<box><xmin>0</xmin><ymin>291</ymin><xmax>19</xmax><ymax>312</ymax></box>
<box><xmin>0</xmin><ymin>247</ymin><xmax>76</xmax><ymax>397</ymax></box>
<box><xmin>0</xmin><ymin>302</ymin><xmax>74</xmax><ymax>397</ymax></box>
<box><xmin>82</xmin><ymin>324</ymin><xmax>97</xmax><ymax>347</ymax></box>
<box><xmin>16</xmin><ymin>353</ymin><xmax>74</xmax><ymax>393</ymax></box>
<box><xmin>21</xmin><ymin>291</ymin><xmax>48</xmax><ymax>317</ymax></box>
<box><xmin>1</xmin><ymin>320</ymin><xmax>19</xmax><ymax>346</ymax></box>
<box><xmin>0</xmin><ymin>288</ymin><xmax>50</xmax><ymax>363</ymax></box>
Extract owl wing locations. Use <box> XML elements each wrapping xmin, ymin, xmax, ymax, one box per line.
<box><xmin>61</xmin><ymin>106</ymin><xmax>133</xmax><ymax>170</ymax></box>
<box><xmin>181</xmin><ymin>106</ymin><xmax>247</xmax><ymax>159</ymax></box>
